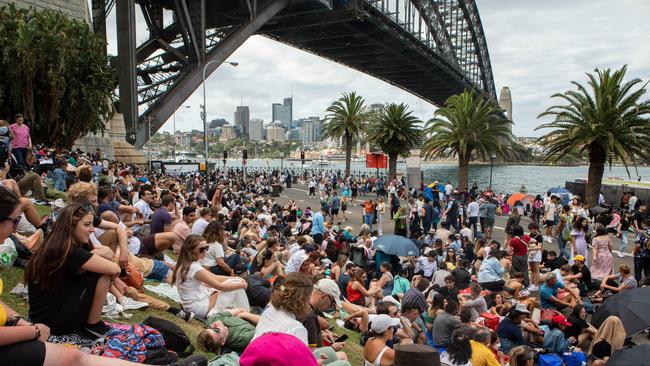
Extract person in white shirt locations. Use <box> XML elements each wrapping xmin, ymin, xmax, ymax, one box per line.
<box><xmin>174</xmin><ymin>235</ymin><xmax>248</xmax><ymax>319</ymax></box>
<box><xmin>191</xmin><ymin>207</ymin><xmax>211</xmax><ymax>235</ymax></box>
<box><xmin>543</xmin><ymin>196</ymin><xmax>557</xmax><ymax>242</ymax></box>
<box><xmin>416</xmin><ymin>251</ymin><xmax>438</xmax><ymax>279</ymax></box>
<box><xmin>467</xmin><ymin>196</ymin><xmax>480</xmax><ymax>238</ymax></box>
<box><xmin>253</xmin><ymin>272</ymin><xmax>314</xmax><ymax>344</ymax></box>
<box><xmin>133</xmin><ymin>185</ymin><xmax>155</xmax><ymax>222</ymax></box>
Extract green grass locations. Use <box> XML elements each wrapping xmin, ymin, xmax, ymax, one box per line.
<box><xmin>0</xmin><ymin>252</ymin><xmax>365</xmax><ymax>365</ymax></box>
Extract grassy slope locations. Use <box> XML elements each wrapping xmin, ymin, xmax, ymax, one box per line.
<box><xmin>2</xmin><ymin>202</ymin><xmax>366</xmax><ymax>364</ymax></box>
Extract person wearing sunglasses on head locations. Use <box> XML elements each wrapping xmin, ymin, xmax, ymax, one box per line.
<box><xmin>173</xmin><ymin>235</ymin><xmax>249</xmax><ymax>320</ymax></box>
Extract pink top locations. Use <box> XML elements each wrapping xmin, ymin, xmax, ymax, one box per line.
<box><xmin>9</xmin><ymin>123</ymin><xmax>30</xmax><ymax>148</ymax></box>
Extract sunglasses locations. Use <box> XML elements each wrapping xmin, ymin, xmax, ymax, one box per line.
<box><xmin>1</xmin><ymin>216</ymin><xmax>21</xmax><ymax>230</ymax></box>
<box><xmin>198</xmin><ymin>246</ymin><xmax>209</xmax><ymax>253</ymax></box>
<box><xmin>76</xmin><ymin>202</ymin><xmax>95</xmax><ymax>215</ymax></box>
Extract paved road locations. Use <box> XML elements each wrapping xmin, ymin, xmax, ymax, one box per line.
<box><xmin>272</xmin><ymin>184</ymin><xmax>635</xmax><ymax>270</ymax></box>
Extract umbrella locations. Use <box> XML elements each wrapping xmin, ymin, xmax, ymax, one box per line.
<box><xmin>589</xmin><ymin>205</ymin><xmax>607</xmax><ymax>215</ymax></box>
<box><xmin>592</xmin><ymin>287</ymin><xmax>650</xmax><ymax>335</ymax></box>
<box><xmin>547</xmin><ymin>187</ymin><xmax>570</xmax><ymax>194</ymax></box>
<box><xmin>608</xmin><ymin>344</ymin><xmax>650</xmax><ymax>364</ymax></box>
<box><xmin>374</xmin><ymin>235</ymin><xmax>419</xmax><ymax>257</ymax></box>
<box><xmin>507</xmin><ymin>193</ymin><xmax>526</xmax><ymax>207</ymax></box>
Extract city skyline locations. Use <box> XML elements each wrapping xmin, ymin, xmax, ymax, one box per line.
<box><xmin>100</xmin><ymin>0</ymin><xmax>650</xmax><ymax>137</ymax></box>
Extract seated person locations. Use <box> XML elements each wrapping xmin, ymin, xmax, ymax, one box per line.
<box><xmin>362</xmin><ymin>314</ymin><xmax>398</xmax><ymax>366</ymax></box>
<box><xmin>437</xmin><ymin>275</ymin><xmax>460</xmax><ymax>303</ymax></box>
<box><xmin>174</xmin><ymin>235</ymin><xmax>249</xmax><ymax>319</ymax></box>
<box><xmin>503</xmin><ymin>272</ymin><xmax>537</xmax><ymax>314</ymax></box>
<box><xmin>588</xmin><ymin>316</ymin><xmax>626</xmax><ymax>366</ymax></box>
<box><xmin>540</xmin><ymin>314</ymin><xmax>579</xmax><ymax>354</ymax></box>
<box><xmin>539</xmin><ymin>271</ymin><xmax>581</xmax><ymax>313</ymax></box>
<box><xmin>497</xmin><ymin>305</ymin><xmax>528</xmax><ymax>353</ymax></box>
<box><xmin>591</xmin><ymin>264</ymin><xmax>637</xmax><ymax>302</ymax></box>
<box><xmin>451</xmin><ymin>259</ymin><xmax>472</xmax><ymax>290</ymax></box>
<box><xmin>201</xmin><ymin>221</ymin><xmax>243</xmax><ymax>276</ymax></box>
<box><xmin>197</xmin><ymin>308</ymin><xmax>259</xmax><ymax>354</ymax></box>
<box><xmin>459</xmin><ymin>283</ymin><xmax>488</xmax><ymax>322</ymax></box>
<box><xmin>25</xmin><ymin>201</ymin><xmax>120</xmax><ymax>339</ymax></box>
<box><xmin>565</xmin><ymin>305</ymin><xmax>597</xmax><ymax>349</ymax></box>
<box><xmin>246</xmin><ymin>275</ymin><xmax>274</xmax><ymax>308</ymax></box>
<box><xmin>431</xmin><ymin>300</ymin><xmax>461</xmax><ymax>347</ymax></box>
<box><xmin>541</xmin><ymin>250</ymin><xmax>568</xmax><ymax>271</ymax></box>
<box><xmin>563</xmin><ymin>255</ymin><xmax>592</xmax><ymax>296</ymax></box>
<box><xmin>415</xmin><ymin>251</ymin><xmax>437</xmax><ymax>280</ymax></box>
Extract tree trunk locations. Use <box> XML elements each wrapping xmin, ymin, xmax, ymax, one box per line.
<box><xmin>388</xmin><ymin>153</ymin><xmax>398</xmax><ymax>180</ymax></box>
<box><xmin>585</xmin><ymin>144</ymin><xmax>606</xmax><ymax>206</ymax></box>
<box><xmin>458</xmin><ymin>153</ymin><xmax>470</xmax><ymax>191</ymax></box>
<box><xmin>345</xmin><ymin>133</ymin><xmax>353</xmax><ymax>178</ymax></box>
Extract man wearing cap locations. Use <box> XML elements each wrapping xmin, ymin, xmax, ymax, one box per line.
<box><xmin>541</xmin><ymin>314</ymin><xmax>578</xmax><ymax>354</ymax></box>
<box><xmin>564</xmin><ymin>255</ymin><xmax>593</xmax><ymax>296</ymax></box>
<box><xmin>303</xmin><ymin>279</ymin><xmax>350</xmax><ymax>365</ymax></box>
<box><xmin>497</xmin><ymin>303</ymin><xmax>529</xmax><ymax>353</ymax></box>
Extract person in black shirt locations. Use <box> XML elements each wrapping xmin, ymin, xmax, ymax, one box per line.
<box><xmin>565</xmin><ymin>255</ymin><xmax>592</xmax><ymax>295</ymax></box>
<box><xmin>542</xmin><ymin>250</ymin><xmax>567</xmax><ymax>271</ymax></box>
<box><xmin>565</xmin><ymin>304</ymin><xmax>597</xmax><ymax>348</ymax></box>
<box><xmin>451</xmin><ymin>259</ymin><xmax>471</xmax><ymax>290</ymax></box>
<box><xmin>438</xmin><ymin>275</ymin><xmax>460</xmax><ymax>303</ymax></box>
<box><xmin>25</xmin><ymin>201</ymin><xmax>121</xmax><ymax>339</ymax></box>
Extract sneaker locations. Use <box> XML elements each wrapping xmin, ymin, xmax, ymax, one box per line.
<box><xmin>83</xmin><ymin>320</ymin><xmax>111</xmax><ymax>339</ymax></box>
<box><xmin>172</xmin><ymin>355</ymin><xmax>208</xmax><ymax>366</ymax></box>
<box><xmin>618</xmin><ymin>251</ymin><xmax>625</xmax><ymax>258</ymax></box>
<box><xmin>176</xmin><ymin>309</ymin><xmax>195</xmax><ymax>322</ymax></box>
<box><xmin>102</xmin><ymin>293</ymin><xmax>117</xmax><ymax>314</ymax></box>
<box><xmin>545</xmin><ymin>237</ymin><xmax>553</xmax><ymax>243</ymax></box>
<box><xmin>527</xmin><ymin>285</ymin><xmax>539</xmax><ymax>292</ymax></box>
<box><xmin>119</xmin><ymin>296</ymin><xmax>149</xmax><ymax>311</ymax></box>
<box><xmin>33</xmin><ymin>199</ymin><xmax>50</xmax><ymax>206</ymax></box>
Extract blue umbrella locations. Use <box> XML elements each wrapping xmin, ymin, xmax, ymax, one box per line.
<box><xmin>374</xmin><ymin>235</ymin><xmax>419</xmax><ymax>257</ymax></box>
<box><xmin>547</xmin><ymin>187</ymin><xmax>572</xmax><ymax>204</ymax></box>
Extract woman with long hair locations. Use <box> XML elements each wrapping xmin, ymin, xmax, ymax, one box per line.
<box><xmin>201</xmin><ymin>221</ymin><xmax>242</xmax><ymax>276</ymax></box>
<box><xmin>173</xmin><ymin>235</ymin><xmax>248</xmax><ymax>319</ymax></box>
<box><xmin>259</xmin><ymin>249</ymin><xmax>285</xmax><ymax>278</ymax></box>
<box><xmin>439</xmin><ymin>326</ymin><xmax>473</xmax><ymax>366</ymax></box>
<box><xmin>25</xmin><ymin>201</ymin><xmax>119</xmax><ymax>339</ymax></box>
<box><xmin>571</xmin><ymin>216</ymin><xmax>589</xmax><ymax>264</ymax></box>
<box><xmin>331</xmin><ymin>254</ymin><xmax>348</xmax><ymax>281</ymax></box>
<box><xmin>508</xmin><ymin>345</ymin><xmax>535</xmax><ymax>366</ymax></box>
<box><xmin>590</xmin><ymin>223</ymin><xmax>613</xmax><ymax>281</ymax></box>
<box><xmin>347</xmin><ymin>268</ymin><xmax>382</xmax><ymax>307</ymax></box>
<box><xmin>253</xmin><ymin>272</ymin><xmax>314</xmax><ymax>344</ymax></box>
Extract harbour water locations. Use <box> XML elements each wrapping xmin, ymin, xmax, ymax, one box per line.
<box><xmin>223</xmin><ymin>159</ymin><xmax>650</xmax><ymax>195</ymax></box>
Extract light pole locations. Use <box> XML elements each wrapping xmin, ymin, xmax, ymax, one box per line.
<box><xmin>173</xmin><ymin>105</ymin><xmax>191</xmax><ymax>162</ymax></box>
<box><xmin>489</xmin><ymin>154</ymin><xmax>496</xmax><ymax>190</ymax></box>
<box><xmin>280</xmin><ymin>152</ymin><xmax>284</xmax><ymax>171</ymax></box>
<box><xmin>202</xmin><ymin>60</ymin><xmax>239</xmax><ymax>175</ymax></box>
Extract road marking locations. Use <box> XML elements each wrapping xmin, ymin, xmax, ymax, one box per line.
<box><xmin>298</xmin><ymin>199</ymin><xmax>305</xmax><ymax>202</ymax></box>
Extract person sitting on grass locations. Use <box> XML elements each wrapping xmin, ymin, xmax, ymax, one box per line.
<box><xmin>197</xmin><ymin>308</ymin><xmax>260</xmax><ymax>354</ymax></box>
<box><xmin>173</xmin><ymin>234</ymin><xmax>249</xmax><ymax>320</ymax></box>
<box><xmin>591</xmin><ymin>264</ymin><xmax>637</xmax><ymax>302</ymax></box>
<box><xmin>362</xmin><ymin>314</ymin><xmax>399</xmax><ymax>366</ymax></box>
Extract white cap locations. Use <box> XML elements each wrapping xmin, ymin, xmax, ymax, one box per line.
<box><xmin>314</xmin><ymin>279</ymin><xmax>342</xmax><ymax>307</ymax></box>
<box><xmin>381</xmin><ymin>295</ymin><xmax>401</xmax><ymax>308</ymax></box>
<box><xmin>513</xmin><ymin>303</ymin><xmax>530</xmax><ymax>314</ymax></box>
<box><xmin>370</xmin><ymin>314</ymin><xmax>401</xmax><ymax>333</ymax></box>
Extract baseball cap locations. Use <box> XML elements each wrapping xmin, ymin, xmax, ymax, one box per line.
<box><xmin>573</xmin><ymin>255</ymin><xmax>585</xmax><ymax>262</ymax></box>
<box><xmin>513</xmin><ymin>303</ymin><xmax>530</xmax><ymax>314</ymax></box>
<box><xmin>314</xmin><ymin>279</ymin><xmax>342</xmax><ymax>307</ymax></box>
<box><xmin>371</xmin><ymin>314</ymin><xmax>401</xmax><ymax>333</ymax></box>
<box><xmin>552</xmin><ymin>314</ymin><xmax>572</xmax><ymax>327</ymax></box>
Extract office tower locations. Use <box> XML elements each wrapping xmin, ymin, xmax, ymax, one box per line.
<box><xmin>234</xmin><ymin>106</ymin><xmax>250</xmax><ymax>136</ymax></box>
<box><xmin>249</xmin><ymin>118</ymin><xmax>264</xmax><ymax>141</ymax></box>
<box><xmin>272</xmin><ymin>97</ymin><xmax>292</xmax><ymax>130</ymax></box>
<box><xmin>220</xmin><ymin>125</ymin><xmax>236</xmax><ymax>141</ymax></box>
<box><xmin>266</xmin><ymin>123</ymin><xmax>286</xmax><ymax>142</ymax></box>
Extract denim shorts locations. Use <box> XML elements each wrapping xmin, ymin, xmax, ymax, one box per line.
<box><xmin>147</xmin><ymin>259</ymin><xmax>170</xmax><ymax>281</ymax></box>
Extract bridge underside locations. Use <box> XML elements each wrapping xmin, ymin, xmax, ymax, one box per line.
<box><xmin>102</xmin><ymin>0</ymin><xmax>495</xmax><ymax>148</ymax></box>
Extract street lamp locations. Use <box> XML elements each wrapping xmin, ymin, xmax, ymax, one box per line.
<box><xmin>202</xmin><ymin>60</ymin><xmax>239</xmax><ymax>175</ymax></box>
<box><xmin>489</xmin><ymin>154</ymin><xmax>497</xmax><ymax>190</ymax></box>
<box><xmin>173</xmin><ymin>105</ymin><xmax>191</xmax><ymax>162</ymax></box>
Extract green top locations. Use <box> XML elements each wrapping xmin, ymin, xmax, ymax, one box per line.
<box><xmin>206</xmin><ymin>312</ymin><xmax>256</xmax><ymax>353</ymax></box>
<box><xmin>392</xmin><ymin>275</ymin><xmax>411</xmax><ymax>296</ymax></box>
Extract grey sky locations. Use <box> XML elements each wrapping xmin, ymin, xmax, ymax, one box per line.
<box><xmin>102</xmin><ymin>1</ymin><xmax>650</xmax><ymax>136</ymax></box>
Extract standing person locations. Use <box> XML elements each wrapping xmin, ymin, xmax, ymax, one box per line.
<box><xmin>330</xmin><ymin>191</ymin><xmax>341</xmax><ymax>225</ymax></box>
<box><xmin>390</xmin><ymin>193</ymin><xmax>400</xmax><ymax>220</ymax></box>
<box><xmin>508</xmin><ymin>225</ymin><xmax>530</xmax><ymax>287</ymax></box>
<box><xmin>616</xmin><ymin>210</ymin><xmax>632</xmax><ymax>257</ymax></box>
<box><xmin>590</xmin><ymin>223</ymin><xmax>614</xmax><ymax>281</ymax></box>
<box><xmin>527</xmin><ymin>222</ymin><xmax>543</xmax><ymax>290</ymax></box>
<box><xmin>570</xmin><ymin>216</ymin><xmax>589</xmax><ymax>265</ymax></box>
<box><xmin>311</xmin><ymin>206</ymin><xmax>326</xmax><ymax>246</ymax></box>
<box><xmin>421</xmin><ymin>198</ymin><xmax>433</xmax><ymax>236</ymax></box>
<box><xmin>9</xmin><ymin>114</ymin><xmax>31</xmax><ymax>169</ymax></box>
<box><xmin>467</xmin><ymin>196</ymin><xmax>479</xmax><ymax>239</ymax></box>
<box><xmin>484</xmin><ymin>199</ymin><xmax>497</xmax><ymax>239</ymax></box>
<box><xmin>555</xmin><ymin>204</ymin><xmax>573</xmax><ymax>260</ymax></box>
<box><xmin>543</xmin><ymin>196</ymin><xmax>557</xmax><ymax>243</ymax></box>
<box><xmin>363</xmin><ymin>199</ymin><xmax>375</xmax><ymax>232</ymax></box>
<box><xmin>632</xmin><ymin>201</ymin><xmax>650</xmax><ymax>281</ymax></box>
<box><xmin>445</xmin><ymin>195</ymin><xmax>460</xmax><ymax>232</ymax></box>
<box><xmin>531</xmin><ymin>195</ymin><xmax>543</xmax><ymax>226</ymax></box>
<box><xmin>376</xmin><ymin>197</ymin><xmax>386</xmax><ymax>235</ymax></box>
<box><xmin>308</xmin><ymin>178</ymin><xmax>317</xmax><ymax>198</ymax></box>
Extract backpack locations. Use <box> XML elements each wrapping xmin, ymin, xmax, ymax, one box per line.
<box><xmin>142</xmin><ymin>317</ymin><xmax>193</xmax><ymax>357</ymax></box>
<box><xmin>562</xmin><ymin>214</ymin><xmax>573</xmax><ymax>241</ymax></box>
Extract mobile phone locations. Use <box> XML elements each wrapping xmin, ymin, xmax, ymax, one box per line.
<box><xmin>334</xmin><ymin>334</ymin><xmax>349</xmax><ymax>343</ymax></box>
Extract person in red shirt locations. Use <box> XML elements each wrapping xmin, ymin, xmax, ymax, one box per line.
<box><xmin>508</xmin><ymin>225</ymin><xmax>531</xmax><ymax>287</ymax></box>
<box><xmin>363</xmin><ymin>199</ymin><xmax>375</xmax><ymax>231</ymax></box>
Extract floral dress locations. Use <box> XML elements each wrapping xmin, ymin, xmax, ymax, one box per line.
<box><xmin>590</xmin><ymin>235</ymin><xmax>613</xmax><ymax>280</ymax></box>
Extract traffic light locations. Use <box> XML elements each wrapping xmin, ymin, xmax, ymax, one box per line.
<box><xmin>223</xmin><ymin>150</ymin><xmax>227</xmax><ymax>159</ymax></box>
<box><xmin>243</xmin><ymin>149</ymin><xmax>248</xmax><ymax>160</ymax></box>
<box><xmin>300</xmin><ymin>151</ymin><xmax>305</xmax><ymax>161</ymax></box>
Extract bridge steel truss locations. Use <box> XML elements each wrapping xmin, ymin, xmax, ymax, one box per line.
<box><xmin>97</xmin><ymin>0</ymin><xmax>496</xmax><ymax>148</ymax></box>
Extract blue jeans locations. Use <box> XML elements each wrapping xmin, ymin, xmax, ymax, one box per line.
<box><xmin>364</xmin><ymin>214</ymin><xmax>374</xmax><ymax>231</ymax></box>
<box><xmin>620</xmin><ymin>232</ymin><xmax>628</xmax><ymax>253</ymax></box>
<box><xmin>557</xmin><ymin>234</ymin><xmax>571</xmax><ymax>259</ymax></box>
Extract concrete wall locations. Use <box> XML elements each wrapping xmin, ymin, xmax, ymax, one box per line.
<box><xmin>0</xmin><ymin>0</ymin><xmax>89</xmax><ymax>21</ymax></box>
<box><xmin>565</xmin><ymin>181</ymin><xmax>650</xmax><ymax>207</ymax></box>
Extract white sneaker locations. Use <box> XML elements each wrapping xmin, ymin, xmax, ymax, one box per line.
<box><xmin>527</xmin><ymin>285</ymin><xmax>539</xmax><ymax>292</ymax></box>
<box><xmin>102</xmin><ymin>293</ymin><xmax>117</xmax><ymax>314</ymax></box>
<box><xmin>618</xmin><ymin>252</ymin><xmax>625</xmax><ymax>258</ymax></box>
<box><xmin>119</xmin><ymin>296</ymin><xmax>149</xmax><ymax>310</ymax></box>
<box><xmin>545</xmin><ymin>237</ymin><xmax>553</xmax><ymax>243</ymax></box>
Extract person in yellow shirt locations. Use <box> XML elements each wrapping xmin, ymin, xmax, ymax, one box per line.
<box><xmin>470</xmin><ymin>327</ymin><xmax>501</xmax><ymax>366</ymax></box>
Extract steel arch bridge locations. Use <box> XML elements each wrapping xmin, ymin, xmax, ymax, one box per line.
<box><xmin>95</xmin><ymin>0</ymin><xmax>496</xmax><ymax>148</ymax></box>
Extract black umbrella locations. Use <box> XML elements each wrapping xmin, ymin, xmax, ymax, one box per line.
<box><xmin>589</xmin><ymin>205</ymin><xmax>606</xmax><ymax>215</ymax></box>
<box><xmin>374</xmin><ymin>234</ymin><xmax>419</xmax><ymax>257</ymax></box>
<box><xmin>608</xmin><ymin>344</ymin><xmax>650</xmax><ymax>365</ymax></box>
<box><xmin>592</xmin><ymin>287</ymin><xmax>650</xmax><ymax>335</ymax></box>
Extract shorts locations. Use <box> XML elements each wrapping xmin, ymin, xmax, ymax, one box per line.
<box><xmin>313</xmin><ymin>346</ymin><xmax>338</xmax><ymax>365</ymax></box>
<box><xmin>0</xmin><ymin>341</ymin><xmax>46</xmax><ymax>366</ymax></box>
<box><xmin>138</xmin><ymin>235</ymin><xmax>156</xmax><ymax>257</ymax></box>
<box><xmin>485</xmin><ymin>217</ymin><xmax>495</xmax><ymax>227</ymax></box>
<box><xmin>545</xmin><ymin>220</ymin><xmax>554</xmax><ymax>227</ymax></box>
<box><xmin>331</xmin><ymin>209</ymin><xmax>339</xmax><ymax>215</ymax></box>
<box><xmin>146</xmin><ymin>259</ymin><xmax>170</xmax><ymax>281</ymax></box>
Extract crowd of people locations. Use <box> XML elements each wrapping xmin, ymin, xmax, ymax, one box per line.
<box><xmin>0</xmin><ymin>138</ymin><xmax>648</xmax><ymax>366</ymax></box>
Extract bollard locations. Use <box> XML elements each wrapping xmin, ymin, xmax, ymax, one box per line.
<box><xmin>393</xmin><ymin>344</ymin><xmax>440</xmax><ymax>366</ymax></box>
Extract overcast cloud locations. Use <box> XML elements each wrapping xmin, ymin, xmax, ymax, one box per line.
<box><xmin>102</xmin><ymin>0</ymin><xmax>650</xmax><ymax>136</ymax></box>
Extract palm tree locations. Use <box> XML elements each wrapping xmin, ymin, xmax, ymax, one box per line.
<box><xmin>367</xmin><ymin>103</ymin><xmax>422</xmax><ymax>179</ymax></box>
<box><xmin>323</xmin><ymin>92</ymin><xmax>373</xmax><ymax>177</ymax></box>
<box><xmin>537</xmin><ymin>65</ymin><xmax>650</xmax><ymax>206</ymax></box>
<box><xmin>421</xmin><ymin>89</ymin><xmax>513</xmax><ymax>191</ymax></box>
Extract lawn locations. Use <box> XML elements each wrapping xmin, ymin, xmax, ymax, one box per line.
<box><xmin>0</xmin><ymin>241</ymin><xmax>366</xmax><ymax>365</ymax></box>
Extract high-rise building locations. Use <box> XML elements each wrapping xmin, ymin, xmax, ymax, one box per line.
<box><xmin>299</xmin><ymin>116</ymin><xmax>323</xmax><ymax>145</ymax></box>
<box><xmin>220</xmin><ymin>125</ymin><xmax>236</xmax><ymax>141</ymax></box>
<box><xmin>266</xmin><ymin>123</ymin><xmax>286</xmax><ymax>142</ymax></box>
<box><xmin>234</xmin><ymin>106</ymin><xmax>250</xmax><ymax>136</ymax></box>
<box><xmin>272</xmin><ymin>97</ymin><xmax>292</xmax><ymax>130</ymax></box>
<box><xmin>249</xmin><ymin>118</ymin><xmax>264</xmax><ymax>141</ymax></box>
